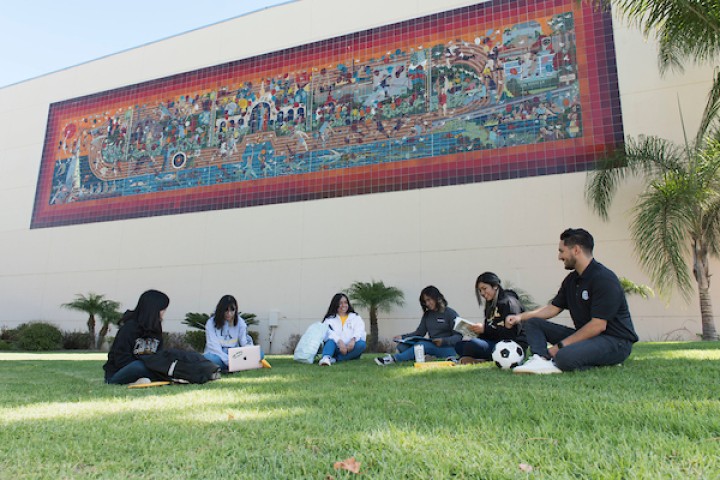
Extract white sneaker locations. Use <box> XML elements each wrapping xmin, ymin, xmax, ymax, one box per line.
<box><xmin>318</xmin><ymin>356</ymin><xmax>332</xmax><ymax>366</ymax></box>
<box><xmin>513</xmin><ymin>354</ymin><xmax>562</xmax><ymax>374</ymax></box>
<box><xmin>129</xmin><ymin>377</ymin><xmax>151</xmax><ymax>385</ymax></box>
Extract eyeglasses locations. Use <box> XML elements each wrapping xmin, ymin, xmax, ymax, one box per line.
<box><xmin>226</xmin><ymin>307</ymin><xmax>237</xmax><ymax>312</ymax></box>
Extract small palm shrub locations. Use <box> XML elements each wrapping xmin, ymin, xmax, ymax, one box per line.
<box><xmin>16</xmin><ymin>322</ymin><xmax>63</xmax><ymax>351</ymax></box>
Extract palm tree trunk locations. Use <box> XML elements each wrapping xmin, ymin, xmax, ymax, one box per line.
<box><xmin>87</xmin><ymin>314</ymin><xmax>96</xmax><ymax>345</ymax></box>
<box><xmin>369</xmin><ymin>306</ymin><xmax>379</xmax><ymax>352</ymax></box>
<box><xmin>694</xmin><ymin>242</ymin><xmax>718</xmax><ymax>340</ymax></box>
<box><xmin>698</xmin><ymin>287</ymin><xmax>717</xmax><ymax>340</ymax></box>
<box><xmin>97</xmin><ymin>321</ymin><xmax>109</xmax><ymax>350</ymax></box>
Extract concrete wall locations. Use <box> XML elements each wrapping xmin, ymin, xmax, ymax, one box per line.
<box><xmin>0</xmin><ymin>0</ymin><xmax>717</xmax><ymax>351</ymax></box>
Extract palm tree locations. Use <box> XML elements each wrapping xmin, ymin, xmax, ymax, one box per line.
<box><xmin>585</xmin><ymin>79</ymin><xmax>720</xmax><ymax>340</ymax></box>
<box><xmin>96</xmin><ymin>300</ymin><xmax>122</xmax><ymax>349</ymax></box>
<box><xmin>62</xmin><ymin>293</ymin><xmax>115</xmax><ymax>347</ymax></box>
<box><xmin>346</xmin><ymin>280</ymin><xmax>405</xmax><ymax>352</ymax></box>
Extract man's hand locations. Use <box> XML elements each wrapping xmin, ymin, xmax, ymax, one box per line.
<box><xmin>505</xmin><ymin>314</ymin><xmax>522</xmax><ymax>327</ymax></box>
<box><xmin>432</xmin><ymin>339</ymin><xmax>443</xmax><ymax>347</ymax></box>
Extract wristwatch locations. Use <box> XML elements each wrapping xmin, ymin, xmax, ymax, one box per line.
<box><xmin>557</xmin><ymin>341</ymin><xmax>565</xmax><ymax>349</ymax></box>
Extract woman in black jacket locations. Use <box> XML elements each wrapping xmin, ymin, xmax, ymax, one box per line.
<box><xmin>454</xmin><ymin>272</ymin><xmax>526</xmax><ymax>364</ymax></box>
<box><xmin>103</xmin><ymin>289</ymin><xmax>169</xmax><ymax>384</ymax></box>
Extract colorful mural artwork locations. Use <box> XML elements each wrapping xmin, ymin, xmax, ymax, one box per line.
<box><xmin>32</xmin><ymin>0</ymin><xmax>622</xmax><ymax>228</ymax></box>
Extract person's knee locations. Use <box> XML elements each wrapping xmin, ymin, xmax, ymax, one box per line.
<box><xmin>525</xmin><ymin>317</ymin><xmax>546</xmax><ymax>329</ymax></box>
<box><xmin>553</xmin><ymin>350</ymin><xmax>585</xmax><ymax>372</ymax></box>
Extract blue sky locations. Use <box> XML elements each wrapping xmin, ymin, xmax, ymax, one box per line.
<box><xmin>0</xmin><ymin>0</ymin><xmax>289</xmax><ymax>88</ymax></box>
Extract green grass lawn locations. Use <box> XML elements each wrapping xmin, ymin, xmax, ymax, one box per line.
<box><xmin>1</xmin><ymin>342</ymin><xmax>719</xmax><ymax>479</ymax></box>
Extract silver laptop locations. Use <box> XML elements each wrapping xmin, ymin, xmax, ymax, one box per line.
<box><xmin>227</xmin><ymin>345</ymin><xmax>262</xmax><ymax>372</ymax></box>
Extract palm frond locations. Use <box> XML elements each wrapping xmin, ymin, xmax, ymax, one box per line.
<box><xmin>699</xmin><ymin>140</ymin><xmax>720</xmax><ymax>256</ymax></box>
<box><xmin>703</xmin><ymin>196</ymin><xmax>720</xmax><ymax>257</ymax></box>
<box><xmin>609</xmin><ymin>0</ymin><xmax>720</xmax><ymax>72</ymax></box>
<box><xmin>695</xmin><ymin>69</ymin><xmax>720</xmax><ymax>145</ymax></box>
<box><xmin>182</xmin><ymin>312</ymin><xmax>210</xmax><ymax>330</ymax></box>
<box><xmin>346</xmin><ymin>280</ymin><xmax>405</xmax><ymax>312</ymax></box>
<box><xmin>656</xmin><ymin>39</ymin><xmax>686</xmax><ymax>74</ymax></box>
<box><xmin>631</xmin><ymin>180</ymin><xmax>695</xmax><ymax>300</ymax></box>
<box><xmin>619</xmin><ymin>277</ymin><xmax>655</xmax><ymax>298</ymax></box>
<box><xmin>586</xmin><ymin>137</ymin><xmax>683</xmax><ymax>219</ymax></box>
<box><xmin>61</xmin><ymin>292</ymin><xmax>109</xmax><ymax>314</ymax></box>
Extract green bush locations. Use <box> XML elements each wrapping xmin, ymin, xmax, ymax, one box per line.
<box><xmin>0</xmin><ymin>339</ymin><xmax>12</xmax><ymax>351</ymax></box>
<box><xmin>16</xmin><ymin>322</ymin><xmax>63</xmax><ymax>351</ymax></box>
<box><xmin>1</xmin><ymin>327</ymin><xmax>19</xmax><ymax>343</ymax></box>
<box><xmin>184</xmin><ymin>330</ymin><xmax>206</xmax><ymax>352</ymax></box>
<box><xmin>62</xmin><ymin>331</ymin><xmax>93</xmax><ymax>350</ymax></box>
<box><xmin>162</xmin><ymin>332</ymin><xmax>194</xmax><ymax>351</ymax></box>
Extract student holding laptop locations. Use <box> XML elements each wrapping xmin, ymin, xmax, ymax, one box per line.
<box><xmin>203</xmin><ymin>294</ymin><xmax>261</xmax><ymax>372</ymax></box>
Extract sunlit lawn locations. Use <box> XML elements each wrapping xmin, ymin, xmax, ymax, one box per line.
<box><xmin>1</xmin><ymin>342</ymin><xmax>719</xmax><ymax>479</ymax></box>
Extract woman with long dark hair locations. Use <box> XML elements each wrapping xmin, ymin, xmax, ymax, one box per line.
<box><xmin>103</xmin><ymin>289</ymin><xmax>169</xmax><ymax>384</ymax></box>
<box><xmin>318</xmin><ymin>293</ymin><xmax>367</xmax><ymax>366</ymax></box>
<box><xmin>375</xmin><ymin>285</ymin><xmax>461</xmax><ymax>365</ymax></box>
<box><xmin>203</xmin><ymin>294</ymin><xmax>255</xmax><ymax>371</ymax></box>
<box><xmin>454</xmin><ymin>272</ymin><xmax>526</xmax><ymax>364</ymax></box>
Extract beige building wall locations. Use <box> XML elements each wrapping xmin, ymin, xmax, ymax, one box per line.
<box><xmin>0</xmin><ymin>0</ymin><xmax>717</xmax><ymax>351</ymax></box>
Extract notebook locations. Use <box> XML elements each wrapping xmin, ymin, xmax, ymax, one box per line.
<box><xmin>227</xmin><ymin>345</ymin><xmax>262</xmax><ymax>372</ymax></box>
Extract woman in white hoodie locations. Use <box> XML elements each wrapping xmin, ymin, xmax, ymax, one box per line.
<box><xmin>318</xmin><ymin>293</ymin><xmax>367</xmax><ymax>366</ymax></box>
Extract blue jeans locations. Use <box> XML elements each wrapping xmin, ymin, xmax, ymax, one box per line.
<box><xmin>105</xmin><ymin>360</ymin><xmax>158</xmax><ymax>384</ymax></box>
<box><xmin>454</xmin><ymin>338</ymin><xmax>496</xmax><ymax>360</ymax></box>
<box><xmin>204</xmin><ymin>349</ymin><xmax>265</xmax><ymax>371</ymax></box>
<box><xmin>524</xmin><ymin>317</ymin><xmax>634</xmax><ymax>371</ymax></box>
<box><xmin>203</xmin><ymin>353</ymin><xmax>227</xmax><ymax>371</ymax></box>
<box><xmin>394</xmin><ymin>340</ymin><xmax>457</xmax><ymax>362</ymax></box>
<box><xmin>321</xmin><ymin>339</ymin><xmax>366</xmax><ymax>362</ymax></box>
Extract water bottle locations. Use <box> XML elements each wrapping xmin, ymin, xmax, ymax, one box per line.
<box><xmin>414</xmin><ymin>343</ymin><xmax>425</xmax><ymax>363</ymax></box>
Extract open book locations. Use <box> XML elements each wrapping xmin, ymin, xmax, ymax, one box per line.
<box><xmin>454</xmin><ymin>317</ymin><xmax>479</xmax><ymax>338</ymax></box>
<box><xmin>393</xmin><ymin>335</ymin><xmax>432</xmax><ymax>344</ymax></box>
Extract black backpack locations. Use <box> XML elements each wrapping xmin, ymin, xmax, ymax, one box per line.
<box><xmin>141</xmin><ymin>349</ymin><xmax>220</xmax><ymax>384</ymax></box>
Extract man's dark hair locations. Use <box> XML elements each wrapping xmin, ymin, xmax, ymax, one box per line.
<box><xmin>560</xmin><ymin>228</ymin><xmax>594</xmax><ymax>255</ymax></box>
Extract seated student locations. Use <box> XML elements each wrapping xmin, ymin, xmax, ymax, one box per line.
<box><xmin>103</xmin><ymin>289</ymin><xmax>169</xmax><ymax>385</ymax></box>
<box><xmin>454</xmin><ymin>272</ymin><xmax>526</xmax><ymax>364</ymax></box>
<box><xmin>318</xmin><ymin>293</ymin><xmax>367</xmax><ymax>366</ymax></box>
<box><xmin>203</xmin><ymin>294</ymin><xmax>258</xmax><ymax>371</ymax></box>
<box><xmin>376</xmin><ymin>285</ymin><xmax>461</xmax><ymax>365</ymax></box>
<box><xmin>508</xmin><ymin>228</ymin><xmax>638</xmax><ymax>374</ymax></box>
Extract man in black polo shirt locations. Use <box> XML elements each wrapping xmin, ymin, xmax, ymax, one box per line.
<box><xmin>507</xmin><ymin>228</ymin><xmax>638</xmax><ymax>374</ymax></box>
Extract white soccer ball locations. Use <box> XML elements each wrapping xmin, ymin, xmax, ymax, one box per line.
<box><xmin>492</xmin><ymin>340</ymin><xmax>525</xmax><ymax>369</ymax></box>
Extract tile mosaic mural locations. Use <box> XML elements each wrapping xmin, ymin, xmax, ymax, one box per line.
<box><xmin>32</xmin><ymin>0</ymin><xmax>622</xmax><ymax>228</ymax></box>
